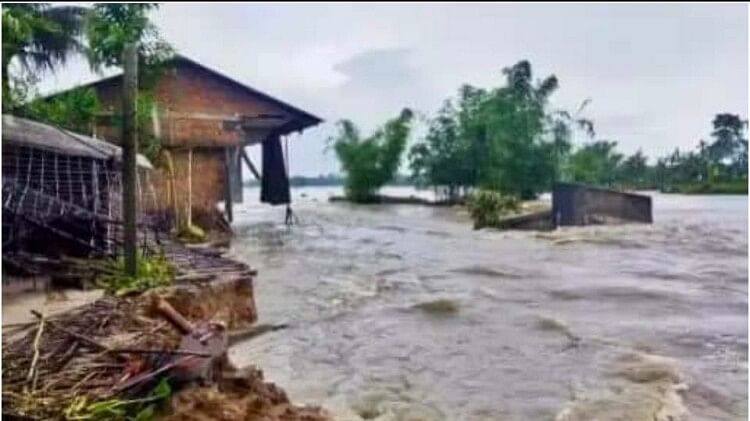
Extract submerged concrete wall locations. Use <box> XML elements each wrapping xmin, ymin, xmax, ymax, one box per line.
<box><xmin>552</xmin><ymin>183</ymin><xmax>652</xmax><ymax>226</ymax></box>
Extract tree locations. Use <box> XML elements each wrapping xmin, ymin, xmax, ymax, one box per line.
<box><xmin>332</xmin><ymin>109</ymin><xmax>414</xmax><ymax>202</ymax></box>
<box><xmin>84</xmin><ymin>4</ymin><xmax>173</xmax><ymax>160</ymax></box>
<box><xmin>2</xmin><ymin>3</ymin><xmax>86</xmax><ymax>110</ymax></box>
<box><xmin>569</xmin><ymin>140</ymin><xmax>623</xmax><ymax>186</ymax></box>
<box><xmin>707</xmin><ymin>113</ymin><xmax>747</xmax><ymax>178</ymax></box>
<box><xmin>85</xmin><ymin>3</ymin><xmax>173</xmax><ymax>73</ymax></box>
<box><xmin>22</xmin><ymin>87</ymin><xmax>99</xmax><ymax>133</ymax></box>
<box><xmin>408</xmin><ymin>85</ymin><xmax>487</xmax><ymax>199</ymax></box>
<box><xmin>547</xmin><ymin>100</ymin><xmax>594</xmax><ymax>183</ymax></box>
<box><xmin>617</xmin><ymin>149</ymin><xmax>649</xmax><ymax>188</ymax></box>
<box><xmin>409</xmin><ymin>60</ymin><xmax>584</xmax><ymax>200</ymax></box>
<box><xmin>476</xmin><ymin>60</ymin><xmax>560</xmax><ymax>199</ymax></box>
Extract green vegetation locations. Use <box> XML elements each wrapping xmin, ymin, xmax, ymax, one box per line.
<box><xmin>64</xmin><ymin>378</ymin><xmax>171</xmax><ymax>420</ymax></box>
<box><xmin>22</xmin><ymin>87</ymin><xmax>100</xmax><ymax>133</ymax></box>
<box><xmin>97</xmin><ymin>252</ymin><xmax>174</xmax><ymax>296</ymax></box>
<box><xmin>403</xmin><ymin>59</ymin><xmax>747</xmax><ymax>197</ymax></box>
<box><xmin>85</xmin><ymin>4</ymin><xmax>173</xmax><ymax>72</ymax></box>
<box><xmin>670</xmin><ymin>179</ymin><xmax>748</xmax><ymax>195</ymax></box>
<box><xmin>409</xmin><ymin>60</ymin><xmax>594</xmax><ymax>200</ymax></box>
<box><xmin>177</xmin><ymin>223</ymin><xmax>207</xmax><ymax>244</ymax></box>
<box><xmin>2</xmin><ymin>4</ymin><xmax>87</xmax><ymax>111</ymax></box>
<box><xmin>466</xmin><ymin>190</ymin><xmax>521</xmax><ymax>229</ymax></box>
<box><xmin>2</xmin><ymin>3</ymin><xmax>173</xmax><ymax>161</ymax></box>
<box><xmin>331</xmin><ymin>108</ymin><xmax>414</xmax><ymax>202</ymax></box>
<box><xmin>566</xmin><ymin>114</ymin><xmax>747</xmax><ymax>193</ymax></box>
<box><xmin>244</xmin><ymin>173</ymin><xmax>414</xmax><ymax>188</ymax></box>
<box><xmin>568</xmin><ymin>140</ymin><xmax>623</xmax><ymax>187</ymax></box>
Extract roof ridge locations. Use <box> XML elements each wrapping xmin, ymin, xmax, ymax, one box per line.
<box><xmin>42</xmin><ymin>54</ymin><xmax>323</xmax><ymax>128</ymax></box>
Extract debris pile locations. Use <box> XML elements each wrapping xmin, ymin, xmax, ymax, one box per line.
<box><xmin>2</xmin><ymin>279</ymin><xmax>327</xmax><ymax>420</ymax></box>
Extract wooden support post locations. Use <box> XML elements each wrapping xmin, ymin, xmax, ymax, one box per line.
<box><xmin>224</xmin><ymin>148</ymin><xmax>233</xmax><ymax>223</ymax></box>
<box><xmin>240</xmin><ymin>148</ymin><xmax>261</xmax><ymax>180</ymax></box>
<box><xmin>122</xmin><ymin>43</ymin><xmax>138</xmax><ymax>276</ymax></box>
<box><xmin>187</xmin><ymin>147</ymin><xmax>193</xmax><ymax>227</ymax></box>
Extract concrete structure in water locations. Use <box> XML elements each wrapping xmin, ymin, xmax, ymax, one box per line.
<box><xmin>552</xmin><ymin>182</ymin><xmax>653</xmax><ymax>226</ymax></box>
<box><xmin>499</xmin><ymin>183</ymin><xmax>653</xmax><ymax>230</ymax></box>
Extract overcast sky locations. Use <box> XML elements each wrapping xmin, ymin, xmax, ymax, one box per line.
<box><xmin>42</xmin><ymin>3</ymin><xmax>748</xmax><ymax>176</ymax></box>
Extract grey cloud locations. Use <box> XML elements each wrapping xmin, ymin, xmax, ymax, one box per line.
<box><xmin>36</xmin><ymin>3</ymin><xmax>749</xmax><ymax>176</ymax></box>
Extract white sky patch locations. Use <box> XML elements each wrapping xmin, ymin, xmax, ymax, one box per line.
<box><xmin>30</xmin><ymin>3</ymin><xmax>750</xmax><ymax>176</ymax></box>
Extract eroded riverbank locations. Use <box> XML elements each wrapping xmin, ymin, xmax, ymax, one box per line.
<box><xmin>228</xmin><ymin>188</ymin><xmax>747</xmax><ymax>420</ymax></box>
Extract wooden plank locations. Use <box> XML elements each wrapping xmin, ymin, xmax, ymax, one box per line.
<box><xmin>223</xmin><ymin>148</ymin><xmax>233</xmax><ymax>223</ymax></box>
<box><xmin>240</xmin><ymin>149</ymin><xmax>261</xmax><ymax>180</ymax></box>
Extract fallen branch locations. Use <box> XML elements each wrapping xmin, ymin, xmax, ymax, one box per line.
<box><xmin>27</xmin><ymin>313</ymin><xmax>45</xmax><ymax>390</ymax></box>
<box><xmin>228</xmin><ymin>323</ymin><xmax>289</xmax><ymax>345</ymax></box>
<box><xmin>109</xmin><ymin>348</ymin><xmax>211</xmax><ymax>358</ymax></box>
<box><xmin>30</xmin><ymin>310</ymin><xmax>109</xmax><ymax>351</ymax></box>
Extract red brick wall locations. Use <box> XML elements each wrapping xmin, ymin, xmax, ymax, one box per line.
<box><xmin>90</xmin><ymin>60</ymin><xmax>290</xmax><ymax>224</ymax></box>
<box><xmin>95</xmin><ymin>62</ymin><xmax>294</xmax><ymax>228</ymax></box>
<box><xmin>143</xmin><ymin>148</ymin><xmax>226</xmax><ymax>227</ymax></box>
<box><xmin>93</xmin><ymin>62</ymin><xmax>289</xmax><ymax>148</ymax></box>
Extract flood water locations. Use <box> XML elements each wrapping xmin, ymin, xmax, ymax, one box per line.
<box><xmin>227</xmin><ymin>187</ymin><xmax>747</xmax><ymax>420</ymax></box>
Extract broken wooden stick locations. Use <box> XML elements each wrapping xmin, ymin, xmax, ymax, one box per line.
<box><xmin>30</xmin><ymin>310</ymin><xmax>108</xmax><ymax>351</ymax></box>
<box><xmin>109</xmin><ymin>348</ymin><xmax>211</xmax><ymax>358</ymax></box>
<box><xmin>228</xmin><ymin>323</ymin><xmax>289</xmax><ymax>345</ymax></box>
<box><xmin>27</xmin><ymin>313</ymin><xmax>45</xmax><ymax>389</ymax></box>
<box><xmin>154</xmin><ymin>296</ymin><xmax>193</xmax><ymax>335</ymax></box>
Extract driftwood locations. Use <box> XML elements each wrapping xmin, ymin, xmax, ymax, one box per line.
<box><xmin>228</xmin><ymin>323</ymin><xmax>289</xmax><ymax>345</ymax></box>
<box><xmin>2</xmin><ymin>229</ymin><xmax>264</xmax><ymax>419</ymax></box>
<box><xmin>31</xmin><ymin>309</ymin><xmax>109</xmax><ymax>351</ymax></box>
<box><xmin>2</xmin><ymin>297</ymin><xmax>181</xmax><ymax>419</ymax></box>
<box><xmin>27</xmin><ymin>313</ymin><xmax>45</xmax><ymax>390</ymax></box>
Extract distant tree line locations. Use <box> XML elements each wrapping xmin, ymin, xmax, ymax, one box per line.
<box><xmin>244</xmin><ymin>173</ymin><xmax>414</xmax><ymax>189</ymax></box>
<box><xmin>332</xmin><ymin>59</ymin><xmax>747</xmax><ymax>201</ymax></box>
<box><xmin>564</xmin><ymin>114</ymin><xmax>747</xmax><ymax>193</ymax></box>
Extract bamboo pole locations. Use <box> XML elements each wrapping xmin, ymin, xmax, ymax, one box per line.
<box><xmin>122</xmin><ymin>43</ymin><xmax>138</xmax><ymax>275</ymax></box>
<box><xmin>27</xmin><ymin>313</ymin><xmax>45</xmax><ymax>390</ymax></box>
<box><xmin>187</xmin><ymin>147</ymin><xmax>193</xmax><ymax>227</ymax></box>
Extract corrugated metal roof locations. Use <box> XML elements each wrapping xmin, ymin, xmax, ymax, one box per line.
<box><xmin>2</xmin><ymin>115</ymin><xmax>152</xmax><ymax>168</ymax></box>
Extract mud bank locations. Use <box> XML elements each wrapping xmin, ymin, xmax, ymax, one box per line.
<box><xmin>1</xmin><ymin>247</ymin><xmax>329</xmax><ymax>420</ymax></box>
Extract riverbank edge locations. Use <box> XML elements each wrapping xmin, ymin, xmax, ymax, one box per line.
<box><xmin>1</xmin><ymin>240</ymin><xmax>331</xmax><ymax>420</ymax></box>
<box><xmin>664</xmin><ymin>179</ymin><xmax>748</xmax><ymax>195</ymax></box>
<box><xmin>329</xmin><ymin>194</ymin><xmax>464</xmax><ymax>206</ymax></box>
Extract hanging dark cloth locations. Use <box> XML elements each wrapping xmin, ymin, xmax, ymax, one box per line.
<box><xmin>260</xmin><ymin>133</ymin><xmax>291</xmax><ymax>205</ymax></box>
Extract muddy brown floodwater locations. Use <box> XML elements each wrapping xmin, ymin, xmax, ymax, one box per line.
<box><xmin>227</xmin><ymin>187</ymin><xmax>747</xmax><ymax>421</ymax></box>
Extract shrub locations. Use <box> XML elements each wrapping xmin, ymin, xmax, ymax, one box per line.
<box><xmin>331</xmin><ymin>109</ymin><xmax>413</xmax><ymax>203</ymax></box>
<box><xmin>97</xmin><ymin>251</ymin><xmax>174</xmax><ymax>296</ymax></box>
<box><xmin>467</xmin><ymin>190</ymin><xmax>520</xmax><ymax>229</ymax></box>
<box><xmin>177</xmin><ymin>223</ymin><xmax>206</xmax><ymax>244</ymax></box>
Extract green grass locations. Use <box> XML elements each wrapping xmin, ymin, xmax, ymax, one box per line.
<box><xmin>671</xmin><ymin>179</ymin><xmax>747</xmax><ymax>195</ymax></box>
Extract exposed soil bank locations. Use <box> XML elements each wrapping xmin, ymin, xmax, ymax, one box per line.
<box><xmin>2</xmin><ymin>251</ymin><xmax>329</xmax><ymax>420</ymax></box>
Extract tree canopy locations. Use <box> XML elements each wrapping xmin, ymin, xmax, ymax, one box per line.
<box><xmin>3</xmin><ymin>3</ymin><xmax>173</xmax><ymax>161</ymax></box>
<box><xmin>2</xmin><ymin>4</ymin><xmax>87</xmax><ymax>110</ymax></box>
<box><xmin>85</xmin><ymin>3</ymin><xmax>173</xmax><ymax>74</ymax></box>
<box><xmin>332</xmin><ymin>108</ymin><xmax>414</xmax><ymax>202</ymax></box>
<box><xmin>409</xmin><ymin>60</ymin><xmax>593</xmax><ymax>200</ymax></box>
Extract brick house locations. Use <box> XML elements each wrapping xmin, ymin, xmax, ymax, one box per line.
<box><xmin>49</xmin><ymin>54</ymin><xmax>322</xmax><ymax>228</ymax></box>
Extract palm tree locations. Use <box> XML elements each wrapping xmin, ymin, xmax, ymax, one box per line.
<box><xmin>2</xmin><ymin>3</ymin><xmax>86</xmax><ymax>107</ymax></box>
